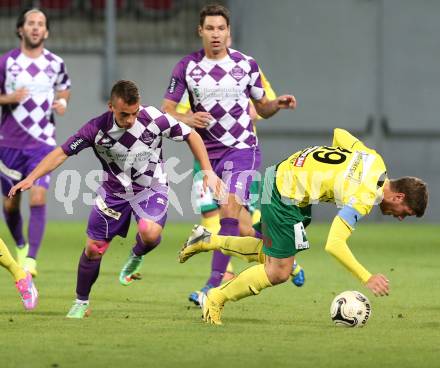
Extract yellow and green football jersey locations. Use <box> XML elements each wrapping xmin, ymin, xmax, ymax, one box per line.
<box><xmin>276</xmin><ymin>128</ymin><xmax>387</xmax><ymax>218</ymax></box>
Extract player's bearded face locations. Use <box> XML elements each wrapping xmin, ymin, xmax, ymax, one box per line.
<box><xmin>199</xmin><ymin>16</ymin><xmax>230</xmax><ymax>56</ymax></box>
<box><xmin>20</xmin><ymin>11</ymin><xmax>48</xmax><ymax>49</ymax></box>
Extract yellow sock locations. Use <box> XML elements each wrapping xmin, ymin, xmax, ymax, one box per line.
<box><xmin>219</xmin><ymin>236</ymin><xmax>265</xmax><ymax>264</ymax></box>
<box><xmin>210</xmin><ymin>264</ymin><xmax>272</xmax><ymax>304</ymax></box>
<box><xmin>201</xmin><ymin>234</ymin><xmax>265</xmax><ymax>264</ymax></box>
<box><xmin>201</xmin><ymin>213</ymin><xmax>221</xmax><ymax>234</ymax></box>
<box><xmin>0</xmin><ymin>238</ymin><xmax>26</xmax><ymax>282</ymax></box>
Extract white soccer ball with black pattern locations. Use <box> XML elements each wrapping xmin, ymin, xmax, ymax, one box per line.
<box><xmin>330</xmin><ymin>290</ymin><xmax>372</xmax><ymax>327</ymax></box>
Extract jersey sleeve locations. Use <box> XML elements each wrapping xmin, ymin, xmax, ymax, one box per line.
<box><xmin>61</xmin><ymin>119</ymin><xmax>99</xmax><ymax>156</ymax></box>
<box><xmin>338</xmin><ymin>205</ymin><xmax>363</xmax><ymax>227</ymax></box>
<box><xmin>325</xmin><ymin>215</ymin><xmax>372</xmax><ymax>283</ymax></box>
<box><xmin>332</xmin><ymin>128</ymin><xmax>363</xmax><ymax>151</ymax></box>
<box><xmin>163</xmin><ymin>58</ymin><xmax>188</xmax><ymax>103</ymax></box>
<box><xmin>145</xmin><ymin>106</ymin><xmax>191</xmax><ymax>141</ymax></box>
<box><xmin>55</xmin><ymin>59</ymin><xmax>71</xmax><ymax>91</ymax></box>
<box><xmin>349</xmin><ymin>189</ymin><xmax>378</xmax><ymax>217</ymax></box>
<box><xmin>248</xmin><ymin>59</ymin><xmax>265</xmax><ymax>101</ymax></box>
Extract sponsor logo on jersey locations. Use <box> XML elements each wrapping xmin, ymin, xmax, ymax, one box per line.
<box><xmin>293</xmin><ymin>146</ymin><xmax>319</xmax><ymax>167</ymax></box>
<box><xmin>189</xmin><ymin>66</ymin><xmax>205</xmax><ymax>82</ymax></box>
<box><xmin>140</xmin><ymin>131</ymin><xmax>154</xmax><ymax>145</ymax></box>
<box><xmin>97</xmin><ymin>135</ymin><xmax>114</xmax><ymax>148</ymax></box>
<box><xmin>69</xmin><ymin>138</ymin><xmax>84</xmax><ymax>151</ymax></box>
<box><xmin>168</xmin><ymin>77</ymin><xmax>177</xmax><ymax>94</ymax></box>
<box><xmin>230</xmin><ymin>65</ymin><xmax>245</xmax><ymax>81</ymax></box>
<box><xmin>44</xmin><ymin>64</ymin><xmax>56</xmax><ymax>78</ymax></box>
<box><xmin>346</xmin><ymin>151</ymin><xmax>363</xmax><ymax>183</ymax></box>
<box><xmin>7</xmin><ymin>62</ymin><xmax>22</xmax><ymax>77</ymax></box>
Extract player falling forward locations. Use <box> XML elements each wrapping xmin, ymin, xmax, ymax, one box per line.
<box><xmin>179</xmin><ymin>128</ymin><xmax>428</xmax><ymax>325</ymax></box>
<box><xmin>9</xmin><ymin>80</ymin><xmax>223</xmax><ymax>318</ymax></box>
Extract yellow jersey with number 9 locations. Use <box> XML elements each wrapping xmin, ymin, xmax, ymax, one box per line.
<box><xmin>275</xmin><ymin>129</ymin><xmax>387</xmax><ymax>217</ymax></box>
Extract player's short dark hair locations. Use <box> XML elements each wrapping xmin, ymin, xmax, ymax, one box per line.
<box><xmin>110</xmin><ymin>80</ymin><xmax>140</xmax><ymax>105</ymax></box>
<box><xmin>199</xmin><ymin>4</ymin><xmax>230</xmax><ymax>27</ymax></box>
<box><xmin>16</xmin><ymin>8</ymin><xmax>50</xmax><ymax>39</ymax></box>
<box><xmin>390</xmin><ymin>177</ymin><xmax>428</xmax><ymax>217</ymax></box>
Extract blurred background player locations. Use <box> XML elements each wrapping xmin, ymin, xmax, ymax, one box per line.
<box><xmin>9</xmin><ymin>80</ymin><xmax>222</xmax><ymax>319</ymax></box>
<box><xmin>0</xmin><ymin>8</ymin><xmax>71</xmax><ymax>277</ymax></box>
<box><xmin>179</xmin><ymin>128</ymin><xmax>429</xmax><ymax>325</ymax></box>
<box><xmin>175</xmin><ymin>37</ymin><xmax>305</xmax><ymax>306</ymax></box>
<box><xmin>0</xmin><ymin>236</ymin><xmax>38</xmax><ymax>310</ymax></box>
<box><xmin>162</xmin><ymin>4</ymin><xmax>297</xmax><ymax>305</ymax></box>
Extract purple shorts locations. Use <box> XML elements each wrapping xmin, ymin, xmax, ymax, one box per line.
<box><xmin>211</xmin><ymin>146</ymin><xmax>261</xmax><ymax>204</ymax></box>
<box><xmin>86</xmin><ymin>186</ymin><xmax>169</xmax><ymax>242</ymax></box>
<box><xmin>0</xmin><ymin>145</ymin><xmax>54</xmax><ymax>195</ymax></box>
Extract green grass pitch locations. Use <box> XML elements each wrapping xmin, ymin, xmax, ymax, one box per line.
<box><xmin>1</xmin><ymin>221</ymin><xmax>439</xmax><ymax>368</ymax></box>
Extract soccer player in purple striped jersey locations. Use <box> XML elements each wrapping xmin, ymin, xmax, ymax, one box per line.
<box><xmin>0</xmin><ymin>8</ymin><xmax>71</xmax><ymax>277</ymax></box>
<box><xmin>162</xmin><ymin>4</ymin><xmax>297</xmax><ymax>295</ymax></box>
<box><xmin>9</xmin><ymin>80</ymin><xmax>224</xmax><ymax>318</ymax></box>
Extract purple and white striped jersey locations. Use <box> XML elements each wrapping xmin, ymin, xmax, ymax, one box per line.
<box><xmin>61</xmin><ymin>106</ymin><xmax>191</xmax><ymax>194</ymax></box>
<box><xmin>164</xmin><ymin>48</ymin><xmax>265</xmax><ymax>159</ymax></box>
<box><xmin>0</xmin><ymin>48</ymin><xmax>71</xmax><ymax>149</ymax></box>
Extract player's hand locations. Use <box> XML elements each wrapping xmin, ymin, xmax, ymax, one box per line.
<box><xmin>52</xmin><ymin>99</ymin><xmax>67</xmax><ymax>116</ymax></box>
<box><xmin>277</xmin><ymin>95</ymin><xmax>297</xmax><ymax>110</ymax></box>
<box><xmin>186</xmin><ymin>112</ymin><xmax>214</xmax><ymax>129</ymax></box>
<box><xmin>366</xmin><ymin>274</ymin><xmax>389</xmax><ymax>296</ymax></box>
<box><xmin>8</xmin><ymin>88</ymin><xmax>29</xmax><ymax>103</ymax></box>
<box><xmin>9</xmin><ymin>178</ymin><xmax>34</xmax><ymax>197</ymax></box>
<box><xmin>203</xmin><ymin>171</ymin><xmax>226</xmax><ymax>202</ymax></box>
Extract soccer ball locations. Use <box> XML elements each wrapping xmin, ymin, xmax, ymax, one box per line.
<box><xmin>330</xmin><ymin>290</ymin><xmax>372</xmax><ymax>327</ymax></box>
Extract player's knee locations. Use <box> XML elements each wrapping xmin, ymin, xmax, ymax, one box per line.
<box><xmin>30</xmin><ymin>196</ymin><xmax>46</xmax><ymax>206</ymax></box>
<box><xmin>86</xmin><ymin>240</ymin><xmax>110</xmax><ymax>258</ymax></box>
<box><xmin>3</xmin><ymin>198</ymin><xmax>19</xmax><ymax>213</ymax></box>
<box><xmin>138</xmin><ymin>219</ymin><xmax>162</xmax><ymax>245</ymax></box>
<box><xmin>29</xmin><ymin>187</ymin><xmax>47</xmax><ymax>206</ymax></box>
<box><xmin>266</xmin><ymin>266</ymin><xmax>291</xmax><ymax>285</ymax></box>
<box><xmin>139</xmin><ymin>231</ymin><xmax>161</xmax><ymax>246</ymax></box>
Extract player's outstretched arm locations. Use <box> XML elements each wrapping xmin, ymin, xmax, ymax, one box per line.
<box><xmin>365</xmin><ymin>274</ymin><xmax>389</xmax><ymax>297</ymax></box>
<box><xmin>9</xmin><ymin>147</ymin><xmax>68</xmax><ymax>197</ymax></box>
<box><xmin>325</xmin><ymin>215</ymin><xmax>389</xmax><ymax>296</ymax></box>
<box><xmin>252</xmin><ymin>94</ymin><xmax>296</xmax><ymax>119</ymax></box>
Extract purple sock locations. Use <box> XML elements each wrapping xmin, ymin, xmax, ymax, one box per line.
<box><xmin>3</xmin><ymin>208</ymin><xmax>25</xmax><ymax>246</ymax></box>
<box><xmin>76</xmin><ymin>250</ymin><xmax>102</xmax><ymax>301</ymax></box>
<box><xmin>206</xmin><ymin>218</ymin><xmax>239</xmax><ymax>287</ymax></box>
<box><xmin>132</xmin><ymin>233</ymin><xmax>161</xmax><ymax>256</ymax></box>
<box><xmin>27</xmin><ymin>205</ymin><xmax>46</xmax><ymax>259</ymax></box>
